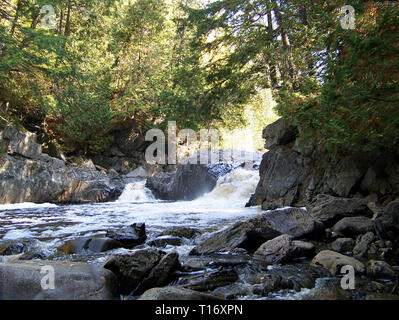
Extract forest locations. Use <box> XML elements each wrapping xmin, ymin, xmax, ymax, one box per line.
<box><xmin>0</xmin><ymin>0</ymin><xmax>398</xmax><ymax>156</ymax></box>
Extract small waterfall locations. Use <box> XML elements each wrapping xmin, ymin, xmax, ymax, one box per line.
<box><xmin>199</xmin><ymin>167</ymin><xmax>259</xmax><ymax>203</ymax></box>
<box><xmin>117</xmin><ymin>181</ymin><xmax>155</xmax><ymax>203</ymax></box>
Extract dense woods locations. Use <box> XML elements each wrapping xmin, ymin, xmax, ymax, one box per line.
<box><xmin>0</xmin><ymin>0</ymin><xmax>398</xmax><ymax>155</ymax></box>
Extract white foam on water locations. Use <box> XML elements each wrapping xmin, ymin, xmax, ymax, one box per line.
<box><xmin>0</xmin><ymin>202</ymin><xmax>58</xmax><ymax>211</ymax></box>
<box><xmin>116</xmin><ymin>180</ymin><xmax>155</xmax><ymax>203</ymax></box>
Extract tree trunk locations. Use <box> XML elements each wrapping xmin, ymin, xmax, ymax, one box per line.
<box><xmin>10</xmin><ymin>0</ymin><xmax>22</xmax><ymax>36</ymax></box>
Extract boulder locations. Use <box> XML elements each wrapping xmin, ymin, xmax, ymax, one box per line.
<box><xmin>0</xmin><ymin>260</ymin><xmax>119</xmax><ymax>300</ymax></box>
<box><xmin>353</xmin><ymin>232</ymin><xmax>375</xmax><ymax>258</ymax></box>
<box><xmin>159</xmin><ymin>227</ymin><xmax>200</xmax><ymax>239</ymax></box>
<box><xmin>366</xmin><ymin>260</ymin><xmax>396</xmax><ymax>280</ymax></box>
<box><xmin>191</xmin><ymin>214</ymin><xmax>281</xmax><ymax>255</ymax></box>
<box><xmin>250</xmin><ymin>264</ymin><xmax>330</xmax><ymax>295</ymax></box>
<box><xmin>331</xmin><ymin>216</ymin><xmax>374</xmax><ymax>236</ymax></box>
<box><xmin>253</xmin><ymin>234</ymin><xmax>315</xmax><ymax>266</ymax></box>
<box><xmin>103</xmin><ymin>248</ymin><xmax>178</xmax><ymax>296</ymax></box>
<box><xmin>261</xmin><ymin>207</ymin><xmax>324</xmax><ymax>239</ymax></box>
<box><xmin>192</xmin><ymin>208</ymin><xmax>322</xmax><ymax>255</ymax></box>
<box><xmin>58</xmin><ymin>237</ymin><xmax>123</xmax><ymax>254</ymax></box>
<box><xmin>311</xmin><ymin>250</ymin><xmax>365</xmax><ymax>274</ymax></box>
<box><xmin>145</xmin><ymin>163</ymin><xmax>234</xmax><ymax>201</ymax></box>
<box><xmin>377</xmin><ymin>201</ymin><xmax>399</xmax><ymax>235</ymax></box>
<box><xmin>130</xmin><ymin>252</ymin><xmax>180</xmax><ymax>296</ymax></box>
<box><xmin>307</xmin><ymin>195</ymin><xmax>373</xmax><ymax>227</ymax></box>
<box><xmin>181</xmin><ymin>253</ymin><xmax>250</xmax><ymax>271</ymax></box>
<box><xmin>331</xmin><ymin>238</ymin><xmax>355</xmax><ymax>253</ymax></box>
<box><xmin>178</xmin><ymin>268</ymin><xmax>239</xmax><ymax>292</ymax></box>
<box><xmin>106</xmin><ymin>223</ymin><xmax>147</xmax><ymax>249</ymax></box>
<box><xmin>148</xmin><ymin>236</ymin><xmax>182</xmax><ymax>248</ymax></box>
<box><xmin>262</xmin><ymin>118</ymin><xmax>298</xmax><ymax>149</ymax></box>
<box><xmin>138</xmin><ymin>287</ymin><xmax>221</xmax><ymax>300</ymax></box>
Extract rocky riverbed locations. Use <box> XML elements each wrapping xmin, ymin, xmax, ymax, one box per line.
<box><xmin>0</xmin><ymin>121</ymin><xmax>398</xmax><ymax>300</ymax></box>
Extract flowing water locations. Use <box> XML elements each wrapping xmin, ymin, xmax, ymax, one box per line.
<box><xmin>0</xmin><ymin>167</ymin><xmax>262</xmax><ymax>260</ymax></box>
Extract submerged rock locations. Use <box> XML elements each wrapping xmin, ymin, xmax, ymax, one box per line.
<box><xmin>148</xmin><ymin>236</ymin><xmax>182</xmax><ymax>248</ymax></box>
<box><xmin>58</xmin><ymin>237</ymin><xmax>123</xmax><ymax>254</ymax></box>
<box><xmin>0</xmin><ymin>260</ymin><xmax>119</xmax><ymax>300</ymax></box>
<box><xmin>158</xmin><ymin>227</ymin><xmax>201</xmax><ymax>239</ymax></box>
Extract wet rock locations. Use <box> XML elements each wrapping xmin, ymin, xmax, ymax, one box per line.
<box><xmin>307</xmin><ymin>195</ymin><xmax>372</xmax><ymax>227</ymax></box>
<box><xmin>367</xmin><ymin>260</ymin><xmax>396</xmax><ymax>280</ymax></box>
<box><xmin>104</xmin><ymin>248</ymin><xmax>180</xmax><ymax>296</ymax></box>
<box><xmin>0</xmin><ymin>241</ymin><xmax>25</xmax><ymax>255</ymax></box>
<box><xmin>106</xmin><ymin>223</ymin><xmax>147</xmax><ymax>249</ymax></box>
<box><xmin>146</xmin><ymin>163</ymin><xmax>234</xmax><ymax>201</ymax></box>
<box><xmin>311</xmin><ymin>250</ymin><xmax>365</xmax><ymax>274</ymax></box>
<box><xmin>251</xmin><ymin>264</ymin><xmax>329</xmax><ymax>295</ymax></box>
<box><xmin>130</xmin><ymin>252</ymin><xmax>180</xmax><ymax>296</ymax></box>
<box><xmin>138</xmin><ymin>287</ymin><xmax>221</xmax><ymax>300</ymax></box>
<box><xmin>353</xmin><ymin>232</ymin><xmax>375</xmax><ymax>259</ymax></box>
<box><xmin>181</xmin><ymin>253</ymin><xmax>250</xmax><ymax>271</ymax></box>
<box><xmin>212</xmin><ymin>283</ymin><xmax>252</xmax><ymax>300</ymax></box>
<box><xmin>0</xmin><ymin>260</ymin><xmax>119</xmax><ymax>300</ymax></box>
<box><xmin>86</xmin><ymin>237</ymin><xmax>124</xmax><ymax>253</ymax></box>
<box><xmin>331</xmin><ymin>216</ymin><xmax>374</xmax><ymax>236</ymax></box>
<box><xmin>159</xmin><ymin>227</ymin><xmax>201</xmax><ymax>239</ymax></box>
<box><xmin>331</xmin><ymin>238</ymin><xmax>355</xmax><ymax>253</ymax></box>
<box><xmin>365</xmin><ymin>293</ymin><xmax>399</xmax><ymax>300</ymax></box>
<box><xmin>192</xmin><ymin>208</ymin><xmax>322</xmax><ymax>255</ymax></box>
<box><xmin>178</xmin><ymin>268</ymin><xmax>239</xmax><ymax>292</ymax></box>
<box><xmin>148</xmin><ymin>236</ymin><xmax>182</xmax><ymax>248</ymax></box>
<box><xmin>58</xmin><ymin>237</ymin><xmax>123</xmax><ymax>254</ymax></box>
<box><xmin>301</xmin><ymin>287</ymin><xmax>352</xmax><ymax>300</ymax></box>
<box><xmin>253</xmin><ymin>234</ymin><xmax>315</xmax><ymax>266</ymax></box>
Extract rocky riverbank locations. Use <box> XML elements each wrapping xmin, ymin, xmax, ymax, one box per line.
<box><xmin>0</xmin><ymin>119</ymin><xmax>398</xmax><ymax>300</ymax></box>
<box><xmin>0</xmin><ymin>125</ymin><xmax>125</xmax><ymax>204</ymax></box>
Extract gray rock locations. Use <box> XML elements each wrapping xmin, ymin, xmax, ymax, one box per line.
<box><xmin>262</xmin><ymin>118</ymin><xmax>298</xmax><ymax>149</ymax></box>
<box><xmin>191</xmin><ymin>214</ymin><xmax>281</xmax><ymax>255</ymax></box>
<box><xmin>159</xmin><ymin>227</ymin><xmax>200</xmax><ymax>239</ymax></box>
<box><xmin>178</xmin><ymin>268</ymin><xmax>239</xmax><ymax>292</ymax></box>
<box><xmin>331</xmin><ymin>238</ymin><xmax>355</xmax><ymax>253</ymax></box>
<box><xmin>311</xmin><ymin>250</ymin><xmax>365</xmax><ymax>274</ymax></box>
<box><xmin>253</xmin><ymin>234</ymin><xmax>315</xmax><ymax>266</ymax></box>
<box><xmin>103</xmin><ymin>248</ymin><xmax>172</xmax><ymax>295</ymax></box>
<box><xmin>106</xmin><ymin>223</ymin><xmax>147</xmax><ymax>249</ymax></box>
<box><xmin>307</xmin><ymin>195</ymin><xmax>373</xmax><ymax>227</ymax></box>
<box><xmin>377</xmin><ymin>201</ymin><xmax>399</xmax><ymax>234</ymax></box>
<box><xmin>130</xmin><ymin>252</ymin><xmax>180</xmax><ymax>296</ymax></box>
<box><xmin>148</xmin><ymin>236</ymin><xmax>182</xmax><ymax>248</ymax></box>
<box><xmin>146</xmin><ymin>163</ymin><xmax>234</xmax><ymax>201</ymax></box>
<box><xmin>367</xmin><ymin>260</ymin><xmax>396</xmax><ymax>280</ymax></box>
<box><xmin>261</xmin><ymin>207</ymin><xmax>324</xmax><ymax>239</ymax></box>
<box><xmin>0</xmin><ymin>260</ymin><xmax>119</xmax><ymax>300</ymax></box>
<box><xmin>58</xmin><ymin>237</ymin><xmax>123</xmax><ymax>254</ymax></box>
<box><xmin>192</xmin><ymin>208</ymin><xmax>321</xmax><ymax>255</ymax></box>
<box><xmin>331</xmin><ymin>216</ymin><xmax>374</xmax><ymax>236</ymax></box>
<box><xmin>353</xmin><ymin>232</ymin><xmax>375</xmax><ymax>258</ymax></box>
<box><xmin>138</xmin><ymin>287</ymin><xmax>220</xmax><ymax>300</ymax></box>
<box><xmin>0</xmin><ymin>126</ymin><xmax>124</xmax><ymax>204</ymax></box>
